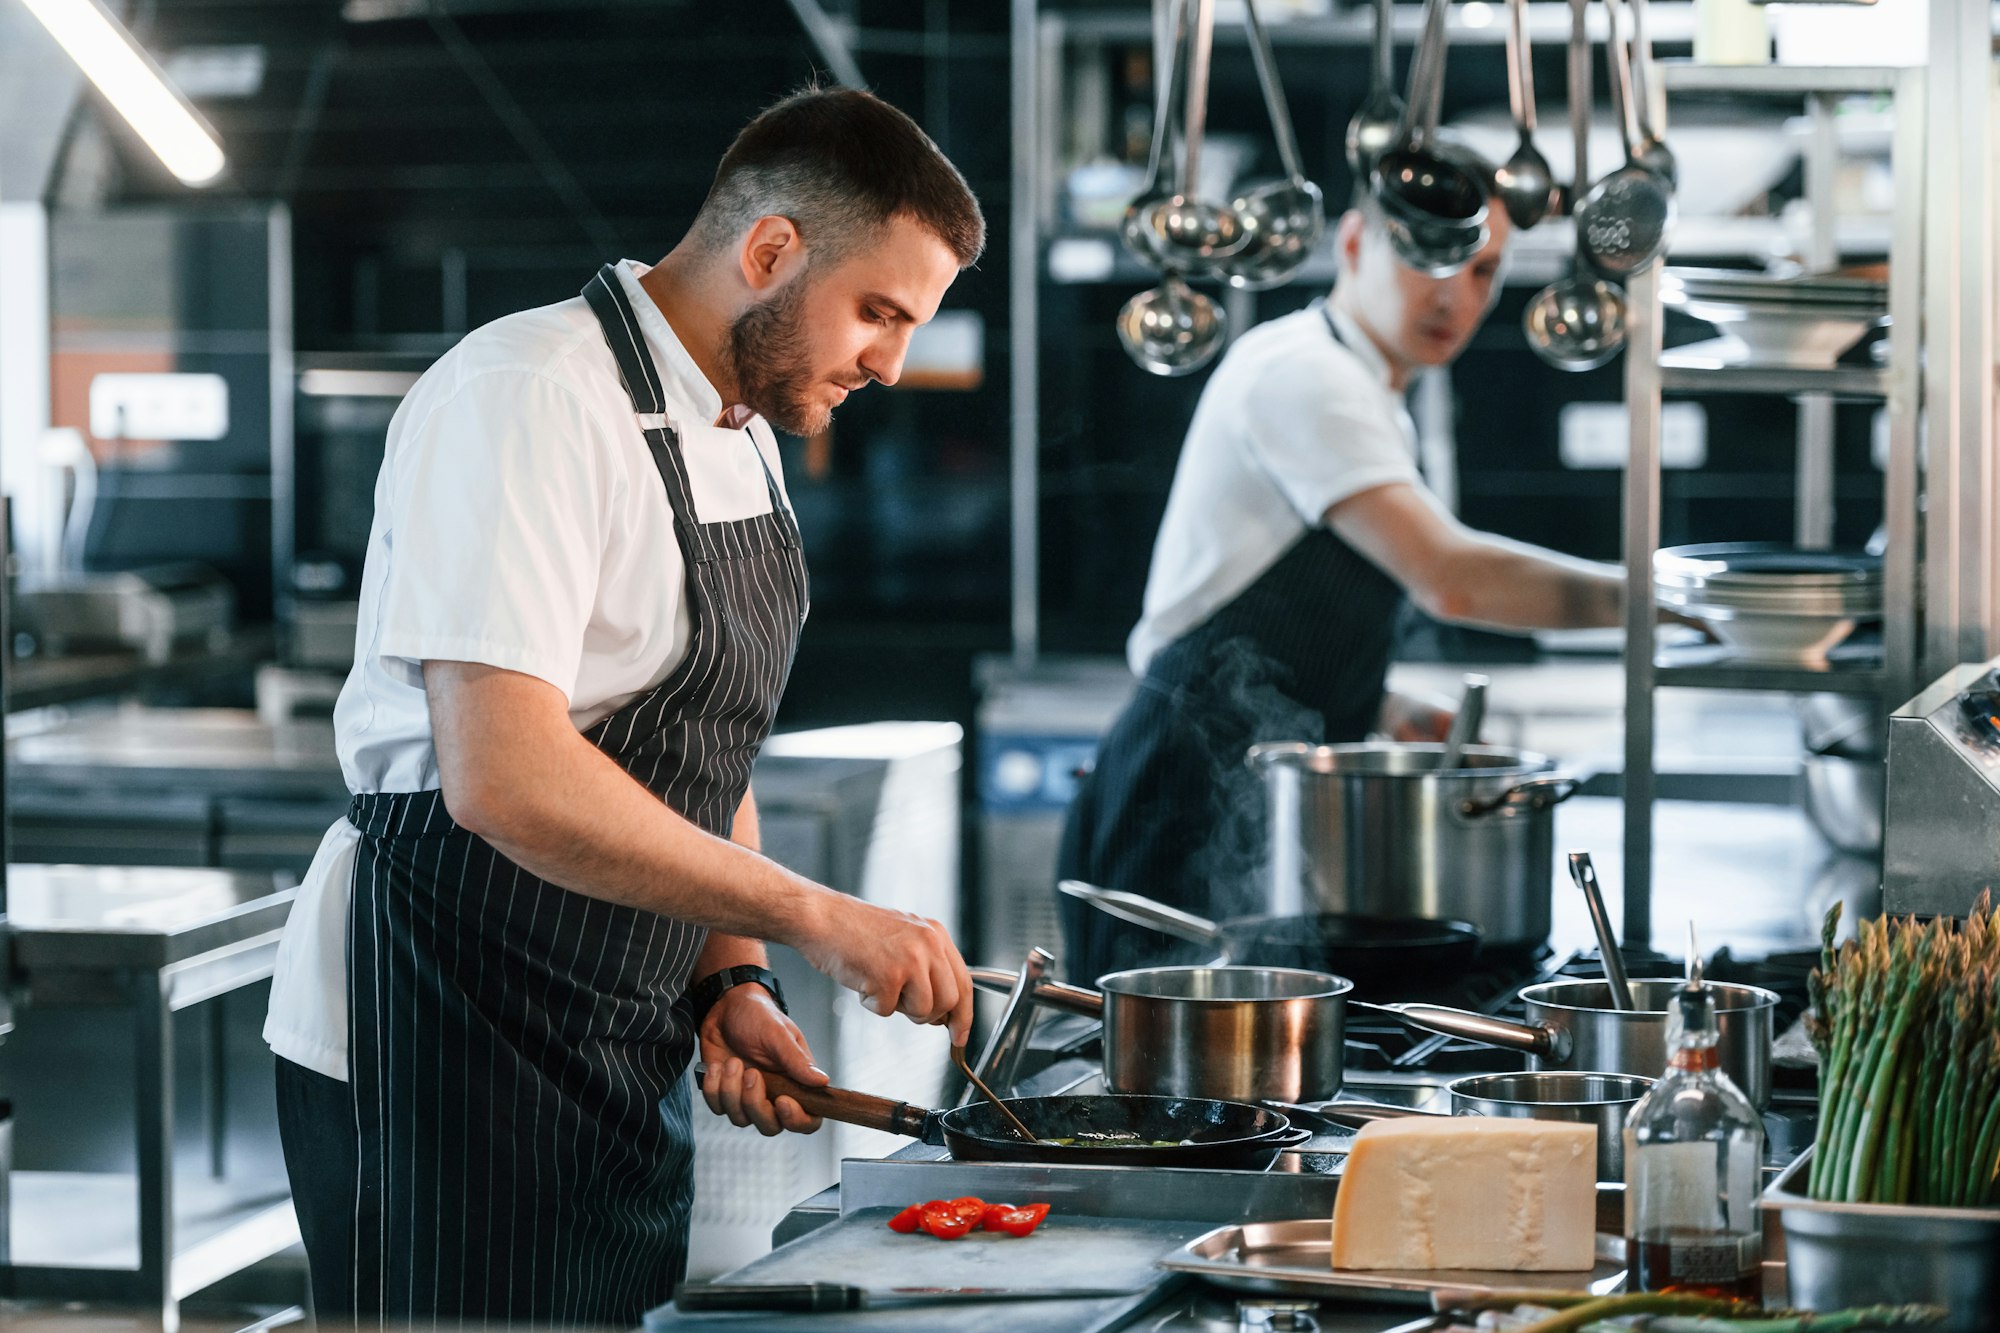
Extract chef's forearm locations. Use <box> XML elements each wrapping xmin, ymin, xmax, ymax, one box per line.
<box><xmin>1431</xmin><ymin>537</ymin><xmax>1623</xmax><ymax>631</ymax></box>
<box><xmin>691</xmin><ymin>791</ymin><xmax>774</xmax><ymax>978</ymax></box>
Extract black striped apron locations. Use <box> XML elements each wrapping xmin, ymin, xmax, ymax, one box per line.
<box><xmin>338</xmin><ymin>264</ymin><xmax>807</xmax><ymax>1325</ymax></box>
<box><xmin>1056</xmin><ymin>302</ymin><xmax>1407</xmax><ymax>983</ymax></box>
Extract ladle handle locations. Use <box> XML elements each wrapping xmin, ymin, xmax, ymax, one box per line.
<box><xmin>1141</xmin><ymin>0</ymin><xmax>1193</xmax><ymax>195</ymax></box>
<box><xmin>1240</xmin><ymin>0</ymin><xmax>1304</xmax><ymax>182</ymax></box>
<box><xmin>1603</xmin><ymin>0</ymin><xmax>1643</xmax><ymax>160</ymax></box>
<box><xmin>751</xmin><ymin>1066</ymin><xmax>933</xmax><ymax>1140</ymax></box>
<box><xmin>1569</xmin><ymin>851</ymin><xmax>1635</xmax><ymax>1011</ymax></box>
<box><xmin>969</xmin><ymin>966</ymin><xmax>1106</xmax><ymax>1018</ymax></box>
<box><xmin>1371</xmin><ymin>0</ymin><xmax>1394</xmax><ymax>91</ymax></box>
<box><xmin>1180</xmin><ymin>0</ymin><xmax>1216</xmax><ymax>196</ymax></box>
<box><xmin>1566</xmin><ymin>0</ymin><xmax>1589</xmax><ymax>197</ymax></box>
<box><xmin>1398</xmin><ymin>0</ymin><xmax>1449</xmax><ymax>146</ymax></box>
<box><xmin>1628</xmin><ymin>0</ymin><xmax>1660</xmax><ymax>139</ymax></box>
<box><xmin>1505</xmin><ymin>0</ymin><xmax>1536</xmax><ymax>134</ymax></box>
<box><xmin>1059</xmin><ymin>879</ymin><xmax>1226</xmax><ymax>945</ymax></box>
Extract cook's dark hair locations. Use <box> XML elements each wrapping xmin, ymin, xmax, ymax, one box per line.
<box><xmin>691</xmin><ymin>85</ymin><xmax>985</xmax><ymax>267</ymax></box>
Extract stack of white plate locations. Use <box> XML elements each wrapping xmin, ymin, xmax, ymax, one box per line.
<box><xmin>1660</xmin><ymin>268</ymin><xmax>1889</xmax><ymax>369</ymax></box>
<box><xmin>1654</xmin><ymin>543</ymin><xmax>1882</xmax><ymax>665</ymax></box>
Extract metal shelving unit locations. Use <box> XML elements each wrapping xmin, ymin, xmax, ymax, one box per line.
<box><xmin>1618</xmin><ymin>62</ymin><xmax>1929</xmax><ymax>947</ymax></box>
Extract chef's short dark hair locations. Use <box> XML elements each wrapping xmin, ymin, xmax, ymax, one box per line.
<box><xmin>691</xmin><ymin>86</ymin><xmax>985</xmax><ymax>267</ymax></box>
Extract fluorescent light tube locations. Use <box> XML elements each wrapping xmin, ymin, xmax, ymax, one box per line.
<box><xmin>20</xmin><ymin>0</ymin><xmax>226</xmax><ymax>185</ymax></box>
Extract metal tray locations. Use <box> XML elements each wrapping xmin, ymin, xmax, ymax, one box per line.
<box><xmin>1159</xmin><ymin>1218</ymin><xmax>1627</xmax><ymax>1306</ymax></box>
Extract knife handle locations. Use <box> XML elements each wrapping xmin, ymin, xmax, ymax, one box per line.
<box><xmin>754</xmin><ymin>1067</ymin><xmax>932</xmax><ymax>1139</ymax></box>
<box><xmin>674</xmin><ymin>1282</ymin><xmax>861</xmax><ymax>1313</ymax></box>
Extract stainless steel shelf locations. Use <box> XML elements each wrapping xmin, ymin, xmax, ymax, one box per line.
<box><xmin>1657</xmin><ymin>62</ymin><xmax>1905</xmax><ymax>97</ymax></box>
<box><xmin>1654</xmin><ymin>644</ymin><xmax>1887</xmax><ymax>695</ymax></box>
<box><xmin>1657</xmin><ymin>355</ymin><xmax>1889</xmax><ymax>398</ymax></box>
<box><xmin>1050</xmin><ymin>2</ymin><xmax>1696</xmax><ymax>47</ymax></box>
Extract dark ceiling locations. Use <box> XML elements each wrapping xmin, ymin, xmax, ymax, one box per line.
<box><xmin>68</xmin><ymin>0</ymin><xmax>1010</xmax><ymax>347</ymax></box>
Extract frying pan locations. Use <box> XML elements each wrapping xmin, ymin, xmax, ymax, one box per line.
<box><xmin>1059</xmin><ymin>880</ymin><xmax>1482</xmax><ymax>991</ymax></box>
<box><xmin>749</xmin><ymin>1066</ymin><xmax>1311</xmax><ymax>1170</ymax></box>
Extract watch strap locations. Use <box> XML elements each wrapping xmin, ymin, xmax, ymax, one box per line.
<box><xmin>687</xmin><ymin>963</ymin><xmax>787</xmax><ymax>1028</ymax></box>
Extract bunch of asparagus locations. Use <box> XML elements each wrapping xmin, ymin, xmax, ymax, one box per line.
<box><xmin>1806</xmin><ymin>895</ymin><xmax>2000</xmax><ymax>1205</ymax></box>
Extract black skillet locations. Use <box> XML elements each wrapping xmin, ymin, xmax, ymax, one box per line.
<box><xmin>751</xmin><ymin>1067</ymin><xmax>1310</xmax><ymax>1170</ymax></box>
<box><xmin>1059</xmin><ymin>880</ymin><xmax>1481</xmax><ymax>993</ymax></box>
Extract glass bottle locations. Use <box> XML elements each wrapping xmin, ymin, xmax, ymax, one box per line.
<box><xmin>1623</xmin><ymin>982</ymin><xmax>1765</xmax><ymax>1302</ymax></box>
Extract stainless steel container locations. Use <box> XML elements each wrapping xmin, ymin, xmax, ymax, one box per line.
<box><xmin>1374</xmin><ymin>977</ymin><xmax>1778</xmax><ymax>1110</ymax></box>
<box><xmin>1247</xmin><ymin>741</ymin><xmax>1576</xmax><ymax>949</ymax></box>
<box><xmin>1318</xmin><ymin>1071</ymin><xmax>1653</xmax><ymax>1180</ymax></box>
<box><xmin>1098</xmin><ymin>965</ymin><xmax>1351</xmax><ymax>1104</ymax></box>
<box><xmin>1764</xmin><ymin>1151</ymin><xmax>2000</xmax><ymax>1331</ymax></box>
<box><xmin>1802</xmin><ymin>752</ymin><xmax>1885</xmax><ymax>856</ymax></box>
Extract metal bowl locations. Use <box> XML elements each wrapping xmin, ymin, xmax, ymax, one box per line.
<box><xmin>1802</xmin><ymin>752</ymin><xmax>1885</xmax><ymax>856</ymax></box>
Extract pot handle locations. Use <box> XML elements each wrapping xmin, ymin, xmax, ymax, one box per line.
<box><xmin>1456</xmin><ymin>773</ymin><xmax>1581</xmax><ymax>821</ymax></box>
<box><xmin>1286</xmin><ymin>1100</ymin><xmax>1441</xmax><ymax>1129</ymax></box>
<box><xmin>1351</xmin><ymin>1000</ymin><xmax>1571</xmax><ymax>1061</ymax></box>
<box><xmin>969</xmin><ymin>966</ymin><xmax>1105</xmax><ymax>1019</ymax></box>
<box><xmin>1057</xmin><ymin>880</ymin><xmax>1227</xmax><ymax>945</ymax></box>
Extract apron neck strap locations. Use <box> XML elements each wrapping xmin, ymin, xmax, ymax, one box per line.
<box><xmin>583</xmin><ymin>263</ymin><xmax>667</xmax><ymax>416</ymax></box>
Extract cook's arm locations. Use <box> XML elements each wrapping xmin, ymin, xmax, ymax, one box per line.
<box><xmin>1326</xmin><ymin>481</ymin><xmax>1622</xmax><ymax>631</ymax></box>
<box><xmin>424</xmin><ymin>660</ymin><xmax>973</xmax><ymax>1045</ymax></box>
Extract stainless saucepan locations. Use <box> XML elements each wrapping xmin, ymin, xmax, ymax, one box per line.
<box><xmin>1296</xmin><ymin>1071</ymin><xmax>1655</xmax><ymax>1180</ymax></box>
<box><xmin>971</xmin><ymin>964</ymin><xmax>1351</xmax><ymax>1104</ymax></box>
<box><xmin>1361</xmin><ymin>977</ymin><xmax>1777</xmax><ymax>1109</ymax></box>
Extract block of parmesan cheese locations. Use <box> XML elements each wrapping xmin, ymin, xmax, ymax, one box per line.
<box><xmin>1329</xmin><ymin>1117</ymin><xmax>1597</xmax><ymax>1272</ymax></box>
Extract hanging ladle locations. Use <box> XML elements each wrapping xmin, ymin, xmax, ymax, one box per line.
<box><xmin>1493</xmin><ymin>0</ymin><xmax>1555</xmax><ymax>229</ymax></box>
<box><xmin>1568</xmin><ymin>850</ymin><xmax>1634</xmax><ymax>1011</ymax></box>
<box><xmin>1344</xmin><ymin>0</ymin><xmax>1404</xmax><ymax>181</ymax></box>
<box><xmin>1625</xmin><ymin>0</ymin><xmax>1676</xmax><ymax>184</ymax></box>
<box><xmin>1117</xmin><ymin>271</ymin><xmax>1227</xmax><ymax>376</ymax></box>
<box><xmin>1574</xmin><ymin>0</ymin><xmax>1674</xmax><ymax>278</ymax></box>
<box><xmin>1221</xmin><ymin>0</ymin><xmax>1325</xmax><ymax>290</ymax></box>
<box><xmin>1120</xmin><ymin>0</ymin><xmax>1192</xmax><ymax>269</ymax></box>
<box><xmin>1370</xmin><ymin>0</ymin><xmax>1490</xmax><ymax>278</ymax></box>
<box><xmin>1135</xmin><ymin>0</ymin><xmax>1248</xmax><ymax>269</ymax></box>
<box><xmin>1523</xmin><ymin>0</ymin><xmax>1626</xmax><ymax>371</ymax></box>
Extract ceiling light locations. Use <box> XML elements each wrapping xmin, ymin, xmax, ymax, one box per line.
<box><xmin>19</xmin><ymin>0</ymin><xmax>226</xmax><ymax>185</ymax></box>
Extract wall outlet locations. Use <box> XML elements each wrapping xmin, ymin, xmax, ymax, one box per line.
<box><xmin>89</xmin><ymin>372</ymin><xmax>229</xmax><ymax>442</ymax></box>
<box><xmin>1559</xmin><ymin>401</ymin><xmax>1706</xmax><ymax>470</ymax></box>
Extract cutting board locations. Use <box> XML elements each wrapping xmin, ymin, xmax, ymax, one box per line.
<box><xmin>644</xmin><ymin>1208</ymin><xmax>1203</xmax><ymax>1332</ymax></box>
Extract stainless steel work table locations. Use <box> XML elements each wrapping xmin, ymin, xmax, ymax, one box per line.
<box><xmin>1</xmin><ymin>864</ymin><xmax>299</xmax><ymax>1333</ymax></box>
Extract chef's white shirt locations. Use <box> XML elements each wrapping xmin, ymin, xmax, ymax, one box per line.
<box><xmin>1126</xmin><ymin>302</ymin><xmax>1422</xmax><ymax>675</ymax></box>
<box><xmin>263</xmin><ymin>260</ymin><xmax>790</xmax><ymax>1081</ymax></box>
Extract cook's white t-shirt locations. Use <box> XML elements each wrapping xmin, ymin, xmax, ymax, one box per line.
<box><xmin>263</xmin><ymin>260</ymin><xmax>790</xmax><ymax>1081</ymax></box>
<box><xmin>1126</xmin><ymin>302</ymin><xmax>1421</xmax><ymax>675</ymax></box>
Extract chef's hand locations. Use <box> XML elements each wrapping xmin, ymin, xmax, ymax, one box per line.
<box><xmin>797</xmin><ymin>896</ymin><xmax>974</xmax><ymax>1047</ymax></box>
<box><xmin>699</xmin><ymin>985</ymin><xmax>827</xmax><ymax>1137</ymax></box>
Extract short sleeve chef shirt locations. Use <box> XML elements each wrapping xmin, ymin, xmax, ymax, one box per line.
<box><xmin>1125</xmin><ymin>302</ymin><xmax>1422</xmax><ymax>675</ymax></box>
<box><xmin>263</xmin><ymin>260</ymin><xmax>791</xmax><ymax>1081</ymax></box>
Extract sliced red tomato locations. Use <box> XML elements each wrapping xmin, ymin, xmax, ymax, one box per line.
<box><xmin>990</xmin><ymin>1202</ymin><xmax>1051</xmax><ymax>1238</ymax></box>
<box><xmin>885</xmin><ymin>1204</ymin><xmax>924</xmax><ymax>1234</ymax></box>
<box><xmin>979</xmin><ymin>1201</ymin><xmax>1018</xmax><ymax>1231</ymax></box>
<box><xmin>920</xmin><ymin>1201</ymin><xmax>975</xmax><ymax>1239</ymax></box>
<box><xmin>946</xmin><ymin>1195</ymin><xmax>988</xmax><ymax>1223</ymax></box>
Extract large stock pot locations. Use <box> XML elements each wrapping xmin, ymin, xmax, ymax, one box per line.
<box><xmin>1247</xmin><ymin>741</ymin><xmax>1579</xmax><ymax>950</ymax></box>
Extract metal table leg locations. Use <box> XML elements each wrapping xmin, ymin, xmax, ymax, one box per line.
<box><xmin>134</xmin><ymin>968</ymin><xmax>178</xmax><ymax>1333</ymax></box>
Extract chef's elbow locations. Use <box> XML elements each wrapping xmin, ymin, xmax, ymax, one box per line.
<box><xmin>439</xmin><ymin>767</ymin><xmax>522</xmax><ymax>841</ymax></box>
<box><xmin>1406</xmin><ymin>576</ymin><xmax>1476</xmax><ymax>625</ymax></box>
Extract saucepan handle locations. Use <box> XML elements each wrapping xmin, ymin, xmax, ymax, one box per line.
<box><xmin>1455</xmin><ymin>773</ymin><xmax>1581</xmax><ymax>821</ymax></box>
<box><xmin>1277</xmin><ymin>1100</ymin><xmax>1439</xmax><ymax>1130</ymax></box>
<box><xmin>1058</xmin><ymin>880</ymin><xmax>1227</xmax><ymax>945</ymax></box>
<box><xmin>969</xmin><ymin>967</ymin><xmax>1105</xmax><ymax>1019</ymax></box>
<box><xmin>1266</xmin><ymin>1125</ymin><xmax>1315</xmax><ymax>1149</ymax></box>
<box><xmin>1350</xmin><ymin>1000</ymin><xmax>1570</xmax><ymax>1061</ymax></box>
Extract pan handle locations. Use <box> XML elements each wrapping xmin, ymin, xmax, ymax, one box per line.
<box><xmin>1455</xmin><ymin>773</ymin><xmax>1581</xmax><ymax>821</ymax></box>
<box><xmin>969</xmin><ymin>967</ymin><xmax>1106</xmax><ymax>1018</ymax></box>
<box><xmin>1300</xmin><ymin>1101</ymin><xmax>1442</xmax><ymax>1128</ymax></box>
<box><xmin>749</xmin><ymin>1066</ymin><xmax>940</xmax><ymax>1142</ymax></box>
<box><xmin>1351</xmin><ymin>1000</ymin><xmax>1571</xmax><ymax>1061</ymax></box>
<box><xmin>1057</xmin><ymin>880</ymin><xmax>1227</xmax><ymax>945</ymax></box>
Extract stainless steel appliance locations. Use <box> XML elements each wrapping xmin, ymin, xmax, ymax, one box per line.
<box><xmin>1883</xmin><ymin>660</ymin><xmax>2000</xmax><ymax>919</ymax></box>
<box><xmin>1247</xmin><ymin>741</ymin><xmax>1576</xmax><ymax>950</ymax></box>
<box><xmin>13</xmin><ymin>563</ymin><xmax>233</xmax><ymax>665</ymax></box>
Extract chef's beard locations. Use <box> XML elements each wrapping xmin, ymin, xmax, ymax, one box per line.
<box><xmin>726</xmin><ymin>276</ymin><xmax>828</xmax><ymax>437</ymax></box>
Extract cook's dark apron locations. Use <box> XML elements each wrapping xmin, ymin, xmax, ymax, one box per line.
<box><xmin>332</xmin><ymin>264</ymin><xmax>806</xmax><ymax>1324</ymax></box>
<box><xmin>1056</xmin><ymin>303</ymin><xmax>1407</xmax><ymax>983</ymax></box>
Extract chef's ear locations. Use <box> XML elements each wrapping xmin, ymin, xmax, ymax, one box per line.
<box><xmin>1333</xmin><ymin>208</ymin><xmax>1369</xmax><ymax>277</ymax></box>
<box><xmin>738</xmin><ymin>214</ymin><xmax>808</xmax><ymax>293</ymax></box>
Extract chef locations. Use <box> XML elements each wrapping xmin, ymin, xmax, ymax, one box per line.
<box><xmin>1058</xmin><ymin>169</ymin><xmax>1627</xmax><ymax>983</ymax></box>
<box><xmin>262</xmin><ymin>87</ymin><xmax>986</xmax><ymax>1324</ymax></box>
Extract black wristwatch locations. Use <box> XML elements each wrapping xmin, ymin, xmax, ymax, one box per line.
<box><xmin>686</xmin><ymin>964</ymin><xmax>788</xmax><ymax>1028</ymax></box>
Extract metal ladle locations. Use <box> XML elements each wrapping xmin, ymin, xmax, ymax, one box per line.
<box><xmin>1222</xmin><ymin>0</ymin><xmax>1324</xmax><ymax>290</ymax></box>
<box><xmin>1139</xmin><ymin>0</ymin><xmax>1248</xmax><ymax>269</ymax></box>
<box><xmin>1120</xmin><ymin>0</ymin><xmax>1191</xmax><ymax>269</ymax></box>
<box><xmin>1437</xmin><ymin>673</ymin><xmax>1489</xmax><ymax>771</ymax></box>
<box><xmin>1523</xmin><ymin>0</ymin><xmax>1626</xmax><ymax>371</ymax></box>
<box><xmin>1371</xmin><ymin>0</ymin><xmax>1490</xmax><ymax>278</ymax></box>
<box><xmin>1574</xmin><ymin>0</ymin><xmax>1674</xmax><ymax>278</ymax></box>
<box><xmin>1568</xmin><ymin>850</ymin><xmax>1634</xmax><ymax>1010</ymax></box>
<box><xmin>1117</xmin><ymin>271</ymin><xmax>1226</xmax><ymax>376</ymax></box>
<box><xmin>1344</xmin><ymin>0</ymin><xmax>1403</xmax><ymax>181</ymax></box>
<box><xmin>1493</xmin><ymin>0</ymin><xmax>1555</xmax><ymax>229</ymax></box>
